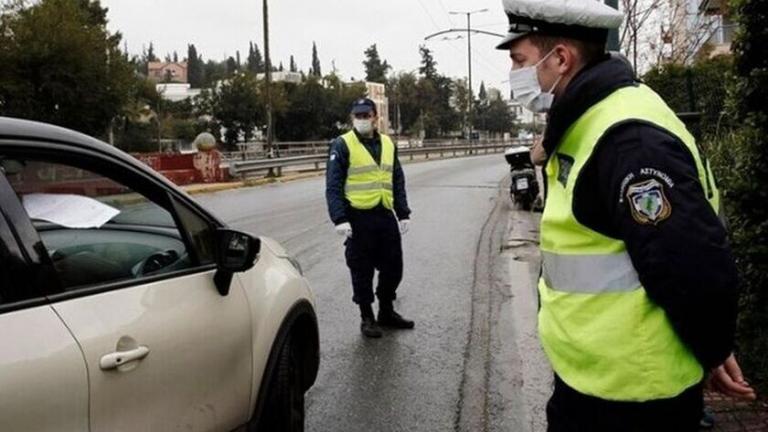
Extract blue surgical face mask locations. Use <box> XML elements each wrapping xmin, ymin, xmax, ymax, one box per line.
<box><xmin>509</xmin><ymin>48</ymin><xmax>562</xmax><ymax>113</ymax></box>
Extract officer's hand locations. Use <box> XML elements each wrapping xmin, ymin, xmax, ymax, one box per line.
<box><xmin>708</xmin><ymin>353</ymin><xmax>756</xmax><ymax>401</ymax></box>
<box><xmin>399</xmin><ymin>219</ymin><xmax>410</xmax><ymax>235</ymax></box>
<box><xmin>335</xmin><ymin>222</ymin><xmax>353</xmax><ymax>238</ymax></box>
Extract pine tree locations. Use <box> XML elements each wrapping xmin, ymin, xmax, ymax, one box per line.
<box><xmin>247</xmin><ymin>42</ymin><xmax>264</xmax><ymax>73</ymax></box>
<box><xmin>279</xmin><ymin>62</ymin><xmax>284</xmax><ymax>72</ymax></box>
<box><xmin>311</xmin><ymin>42</ymin><xmax>321</xmax><ymax>77</ymax></box>
<box><xmin>363</xmin><ymin>44</ymin><xmax>391</xmax><ymax>83</ymax></box>
<box><xmin>418</xmin><ymin>45</ymin><xmax>438</xmax><ymax>80</ymax></box>
<box><xmin>173</xmin><ymin>51</ymin><xmax>178</xmax><ymax>63</ymax></box>
<box><xmin>478</xmin><ymin>81</ymin><xmax>488</xmax><ymax>103</ymax></box>
<box><xmin>187</xmin><ymin>44</ymin><xmax>205</xmax><ymax>88</ymax></box>
<box><xmin>146</xmin><ymin>42</ymin><xmax>157</xmax><ymax>62</ymax></box>
<box><xmin>290</xmin><ymin>55</ymin><xmax>297</xmax><ymax>72</ymax></box>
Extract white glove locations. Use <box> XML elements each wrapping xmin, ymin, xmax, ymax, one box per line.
<box><xmin>335</xmin><ymin>222</ymin><xmax>353</xmax><ymax>238</ymax></box>
<box><xmin>399</xmin><ymin>219</ymin><xmax>410</xmax><ymax>235</ymax></box>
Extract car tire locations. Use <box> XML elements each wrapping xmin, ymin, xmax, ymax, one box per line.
<box><xmin>255</xmin><ymin>333</ymin><xmax>305</xmax><ymax>432</ymax></box>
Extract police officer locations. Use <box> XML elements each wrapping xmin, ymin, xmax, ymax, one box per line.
<box><xmin>495</xmin><ymin>0</ymin><xmax>756</xmax><ymax>430</ymax></box>
<box><xmin>326</xmin><ymin>98</ymin><xmax>414</xmax><ymax>338</ymax></box>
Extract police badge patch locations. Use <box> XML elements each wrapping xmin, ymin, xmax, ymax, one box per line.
<box><xmin>626</xmin><ymin>179</ymin><xmax>672</xmax><ymax>225</ymax></box>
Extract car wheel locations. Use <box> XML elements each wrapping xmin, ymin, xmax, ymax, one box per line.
<box><xmin>255</xmin><ymin>333</ymin><xmax>305</xmax><ymax>432</ymax></box>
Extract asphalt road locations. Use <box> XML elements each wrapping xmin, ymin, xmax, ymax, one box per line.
<box><xmin>196</xmin><ymin>154</ymin><xmax>546</xmax><ymax>432</ymax></box>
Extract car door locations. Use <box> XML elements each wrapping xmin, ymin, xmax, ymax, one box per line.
<box><xmin>2</xmin><ymin>149</ymin><xmax>254</xmax><ymax>432</ymax></box>
<box><xmin>0</xmin><ymin>169</ymin><xmax>89</xmax><ymax>431</ymax></box>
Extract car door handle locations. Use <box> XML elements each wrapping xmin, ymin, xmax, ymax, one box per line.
<box><xmin>99</xmin><ymin>346</ymin><xmax>150</xmax><ymax>370</ymax></box>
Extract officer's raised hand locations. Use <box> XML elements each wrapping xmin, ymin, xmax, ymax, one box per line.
<box><xmin>335</xmin><ymin>222</ymin><xmax>353</xmax><ymax>238</ymax></box>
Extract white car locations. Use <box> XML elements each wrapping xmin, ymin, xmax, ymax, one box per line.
<box><xmin>0</xmin><ymin>117</ymin><xmax>319</xmax><ymax>432</ymax></box>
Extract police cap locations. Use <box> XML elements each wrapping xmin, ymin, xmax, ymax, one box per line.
<box><xmin>496</xmin><ymin>0</ymin><xmax>624</xmax><ymax>50</ymax></box>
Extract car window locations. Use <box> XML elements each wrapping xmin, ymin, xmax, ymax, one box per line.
<box><xmin>1</xmin><ymin>157</ymin><xmax>208</xmax><ymax>291</ymax></box>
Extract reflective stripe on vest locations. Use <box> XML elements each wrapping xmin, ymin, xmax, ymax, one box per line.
<box><xmin>539</xmin><ymin>84</ymin><xmax>715</xmax><ymax>401</ymax></box>
<box><xmin>342</xmin><ymin>131</ymin><xmax>395</xmax><ymax>210</ymax></box>
<box><xmin>542</xmin><ymin>251</ymin><xmax>640</xmax><ymax>294</ymax></box>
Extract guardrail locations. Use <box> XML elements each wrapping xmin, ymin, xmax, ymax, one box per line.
<box><xmin>228</xmin><ymin>140</ymin><xmax>532</xmax><ymax>179</ymax></box>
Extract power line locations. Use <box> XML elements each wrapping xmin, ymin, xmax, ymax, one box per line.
<box><xmin>437</xmin><ymin>0</ymin><xmax>454</xmax><ymax>26</ymax></box>
<box><xmin>416</xmin><ymin>0</ymin><xmax>443</xmax><ymax>31</ymax></box>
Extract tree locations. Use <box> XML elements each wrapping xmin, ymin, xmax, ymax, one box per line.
<box><xmin>289</xmin><ymin>55</ymin><xmax>297</xmax><ymax>72</ymax></box>
<box><xmin>418</xmin><ymin>45</ymin><xmax>438</xmax><ymax>80</ymax></box>
<box><xmin>620</xmin><ymin>0</ymin><xmax>720</xmax><ymax>72</ymax></box>
<box><xmin>226</xmin><ymin>56</ymin><xmax>238</xmax><ymax>77</ymax></box>
<box><xmin>0</xmin><ymin>0</ymin><xmax>137</xmax><ymax>139</ymax></box>
<box><xmin>481</xmin><ymin>97</ymin><xmax>515</xmax><ymax>137</ymax></box>
<box><xmin>478</xmin><ymin>81</ymin><xmax>488</xmax><ymax>104</ymax></box>
<box><xmin>363</xmin><ymin>44</ymin><xmax>391</xmax><ymax>83</ymax></box>
<box><xmin>388</xmin><ymin>72</ymin><xmax>420</xmax><ymax>134</ymax></box>
<box><xmin>247</xmin><ymin>41</ymin><xmax>264</xmax><ymax>73</ymax></box>
<box><xmin>146</xmin><ymin>41</ymin><xmax>158</xmax><ymax>62</ymax></box>
<box><xmin>202</xmin><ymin>60</ymin><xmax>227</xmax><ymax>88</ymax></box>
<box><xmin>173</xmin><ymin>51</ymin><xmax>178</xmax><ymax>63</ymax></box>
<box><xmin>278</xmin><ymin>62</ymin><xmax>284</xmax><ymax>72</ymax></box>
<box><xmin>311</xmin><ymin>42</ymin><xmax>321</xmax><ymax>77</ymax></box>
<box><xmin>187</xmin><ymin>44</ymin><xmax>204</xmax><ymax>88</ymax></box>
<box><xmin>207</xmin><ymin>72</ymin><xmax>263</xmax><ymax>148</ymax></box>
<box><xmin>453</xmin><ymin>78</ymin><xmax>471</xmax><ymax>133</ymax></box>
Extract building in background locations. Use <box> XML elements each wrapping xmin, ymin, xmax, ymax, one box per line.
<box><xmin>148</xmin><ymin>62</ymin><xmax>188</xmax><ymax>83</ymax></box>
<box><xmin>256</xmin><ymin>71</ymin><xmax>303</xmax><ymax>84</ymax></box>
<box><xmin>155</xmin><ymin>83</ymin><xmax>202</xmax><ymax>102</ymax></box>
<box><xmin>364</xmin><ymin>82</ymin><xmax>389</xmax><ymax>134</ymax></box>
<box><xmin>698</xmin><ymin>0</ymin><xmax>735</xmax><ymax>57</ymax></box>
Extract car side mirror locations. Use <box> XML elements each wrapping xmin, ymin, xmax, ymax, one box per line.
<box><xmin>213</xmin><ymin>229</ymin><xmax>261</xmax><ymax>296</ymax></box>
<box><xmin>216</xmin><ymin>229</ymin><xmax>260</xmax><ymax>272</ymax></box>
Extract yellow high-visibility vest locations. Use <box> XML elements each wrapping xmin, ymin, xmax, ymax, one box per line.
<box><xmin>539</xmin><ymin>84</ymin><xmax>720</xmax><ymax>401</ymax></box>
<box><xmin>342</xmin><ymin>130</ymin><xmax>395</xmax><ymax>210</ymax></box>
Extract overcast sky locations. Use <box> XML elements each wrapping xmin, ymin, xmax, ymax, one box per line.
<box><xmin>101</xmin><ymin>0</ymin><xmax>512</xmax><ymax>94</ymax></box>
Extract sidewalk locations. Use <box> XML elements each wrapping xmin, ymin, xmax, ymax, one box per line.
<box><xmin>180</xmin><ymin>171</ymin><xmax>324</xmax><ymax>196</ymax></box>
<box><xmin>704</xmin><ymin>391</ymin><xmax>768</xmax><ymax>431</ymax></box>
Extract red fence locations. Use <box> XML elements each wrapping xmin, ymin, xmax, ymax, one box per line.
<box><xmin>133</xmin><ymin>151</ymin><xmax>229</xmax><ymax>185</ymax></box>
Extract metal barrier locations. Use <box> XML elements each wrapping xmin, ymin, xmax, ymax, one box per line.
<box><xmin>228</xmin><ymin>140</ymin><xmax>532</xmax><ymax>179</ymax></box>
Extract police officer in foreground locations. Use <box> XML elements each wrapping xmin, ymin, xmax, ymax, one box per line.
<box><xmin>495</xmin><ymin>0</ymin><xmax>756</xmax><ymax>430</ymax></box>
<box><xmin>326</xmin><ymin>98</ymin><xmax>414</xmax><ymax>338</ymax></box>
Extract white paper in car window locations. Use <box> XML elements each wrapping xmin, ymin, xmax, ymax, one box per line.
<box><xmin>22</xmin><ymin>193</ymin><xmax>120</xmax><ymax>229</ymax></box>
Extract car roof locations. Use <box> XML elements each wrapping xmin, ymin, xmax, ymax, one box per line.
<box><xmin>0</xmin><ymin>116</ymin><xmax>135</xmax><ymax>159</ymax></box>
<box><xmin>0</xmin><ymin>116</ymin><xmax>226</xmax><ymax>226</ymax></box>
<box><xmin>0</xmin><ymin>116</ymin><xmax>180</xmax><ymax>186</ymax></box>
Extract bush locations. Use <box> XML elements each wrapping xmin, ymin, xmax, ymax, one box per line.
<box><xmin>708</xmin><ymin>129</ymin><xmax>768</xmax><ymax>394</ymax></box>
<box><xmin>706</xmin><ymin>0</ymin><xmax>768</xmax><ymax>394</ymax></box>
<box><xmin>643</xmin><ymin>56</ymin><xmax>733</xmax><ymax>139</ymax></box>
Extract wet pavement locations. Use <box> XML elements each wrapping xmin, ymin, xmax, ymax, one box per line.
<box><xmin>195</xmin><ymin>155</ymin><xmax>551</xmax><ymax>432</ymax></box>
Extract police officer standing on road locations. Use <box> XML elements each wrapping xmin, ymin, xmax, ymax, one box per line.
<box><xmin>326</xmin><ymin>98</ymin><xmax>415</xmax><ymax>338</ymax></box>
<box><xmin>496</xmin><ymin>0</ymin><xmax>756</xmax><ymax>430</ymax></box>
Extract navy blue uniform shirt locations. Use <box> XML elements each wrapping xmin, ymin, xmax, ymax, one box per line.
<box><xmin>325</xmin><ymin>130</ymin><xmax>411</xmax><ymax>225</ymax></box>
<box><xmin>543</xmin><ymin>55</ymin><xmax>738</xmax><ymax>370</ymax></box>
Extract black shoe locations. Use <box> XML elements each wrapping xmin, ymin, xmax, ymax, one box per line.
<box><xmin>377</xmin><ymin>309</ymin><xmax>415</xmax><ymax>329</ymax></box>
<box><xmin>360</xmin><ymin>317</ymin><xmax>383</xmax><ymax>338</ymax></box>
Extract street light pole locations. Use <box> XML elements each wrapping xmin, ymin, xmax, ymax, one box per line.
<box><xmin>449</xmin><ymin>9</ymin><xmax>488</xmax><ymax>141</ymax></box>
<box><xmin>605</xmin><ymin>0</ymin><xmax>620</xmax><ymax>51</ymax></box>
<box><xmin>263</xmin><ymin>0</ymin><xmax>275</xmax><ymax>174</ymax></box>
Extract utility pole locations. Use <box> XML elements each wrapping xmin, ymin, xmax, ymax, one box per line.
<box><xmin>263</xmin><ymin>0</ymin><xmax>275</xmax><ymax>175</ymax></box>
<box><xmin>427</xmin><ymin>9</ymin><xmax>495</xmax><ymax>141</ymax></box>
<box><xmin>605</xmin><ymin>0</ymin><xmax>620</xmax><ymax>51</ymax></box>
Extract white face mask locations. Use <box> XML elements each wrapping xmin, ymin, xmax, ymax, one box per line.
<box><xmin>509</xmin><ymin>49</ymin><xmax>562</xmax><ymax>113</ymax></box>
<box><xmin>353</xmin><ymin>118</ymin><xmax>374</xmax><ymax>135</ymax></box>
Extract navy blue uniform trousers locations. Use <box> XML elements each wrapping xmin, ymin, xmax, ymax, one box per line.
<box><xmin>345</xmin><ymin>207</ymin><xmax>402</xmax><ymax>305</ymax></box>
<box><xmin>546</xmin><ymin>375</ymin><xmax>703</xmax><ymax>432</ymax></box>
